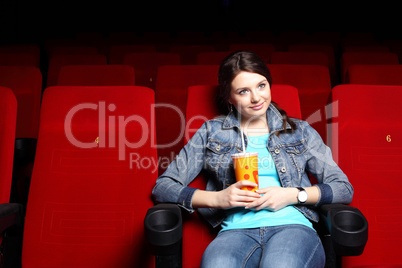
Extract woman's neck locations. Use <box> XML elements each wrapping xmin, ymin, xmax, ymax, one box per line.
<box><xmin>240</xmin><ymin>117</ymin><xmax>270</xmax><ymax>137</ymax></box>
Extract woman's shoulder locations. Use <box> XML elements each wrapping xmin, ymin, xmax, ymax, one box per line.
<box><xmin>289</xmin><ymin>117</ymin><xmax>323</xmax><ymax>140</ymax></box>
<box><xmin>204</xmin><ymin>116</ymin><xmax>227</xmax><ymax>126</ymax></box>
<box><xmin>289</xmin><ymin>117</ymin><xmax>309</xmax><ymax>128</ymax></box>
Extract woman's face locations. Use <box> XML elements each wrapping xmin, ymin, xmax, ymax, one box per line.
<box><xmin>229</xmin><ymin>71</ymin><xmax>271</xmax><ymax>123</ymax></box>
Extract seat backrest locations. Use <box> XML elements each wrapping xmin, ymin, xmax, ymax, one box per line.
<box><xmin>348</xmin><ymin>64</ymin><xmax>402</xmax><ymax>85</ymax></box>
<box><xmin>270</xmin><ymin>51</ymin><xmax>329</xmax><ymax>67</ymax></box>
<box><xmin>182</xmin><ymin>84</ymin><xmax>301</xmax><ymax>267</ymax></box>
<box><xmin>341</xmin><ymin>52</ymin><xmax>399</xmax><ymax>83</ymax></box>
<box><xmin>47</xmin><ymin>54</ymin><xmax>108</xmax><ymax>87</ymax></box>
<box><xmin>0</xmin><ymin>53</ymin><xmax>39</xmax><ymax>67</ymax></box>
<box><xmin>268</xmin><ymin>64</ymin><xmax>331</xmax><ymax>143</ymax></box>
<box><xmin>108</xmin><ymin>45</ymin><xmax>157</xmax><ymax>64</ymax></box>
<box><xmin>0</xmin><ymin>66</ymin><xmax>42</xmax><ymax>139</ymax></box>
<box><xmin>196</xmin><ymin>51</ymin><xmax>229</xmax><ymax>65</ymax></box>
<box><xmin>122</xmin><ymin>52</ymin><xmax>180</xmax><ymax>89</ymax></box>
<box><xmin>288</xmin><ymin>44</ymin><xmax>337</xmax><ymax>84</ymax></box>
<box><xmin>22</xmin><ymin>86</ymin><xmax>157</xmax><ymax>267</ymax></box>
<box><xmin>168</xmin><ymin>45</ymin><xmax>215</xmax><ymax>65</ymax></box>
<box><xmin>331</xmin><ymin>84</ymin><xmax>402</xmax><ymax>267</ymax></box>
<box><xmin>342</xmin><ymin>45</ymin><xmax>390</xmax><ymax>52</ymax></box>
<box><xmin>0</xmin><ymin>44</ymin><xmax>40</xmax><ymax>67</ymax></box>
<box><xmin>154</xmin><ymin>65</ymin><xmax>219</xmax><ymax>174</ymax></box>
<box><xmin>229</xmin><ymin>43</ymin><xmax>275</xmax><ymax>62</ymax></box>
<box><xmin>49</xmin><ymin>45</ymin><xmax>99</xmax><ymax>58</ymax></box>
<box><xmin>0</xmin><ymin>87</ymin><xmax>17</xmax><ymax>203</ymax></box>
<box><xmin>57</xmin><ymin>65</ymin><xmax>135</xmax><ymax>86</ymax></box>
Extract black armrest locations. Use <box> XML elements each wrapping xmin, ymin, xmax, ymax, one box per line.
<box><xmin>0</xmin><ymin>203</ymin><xmax>24</xmax><ymax>234</ymax></box>
<box><xmin>319</xmin><ymin>204</ymin><xmax>368</xmax><ymax>256</ymax></box>
<box><xmin>0</xmin><ymin>203</ymin><xmax>24</xmax><ymax>268</ymax></box>
<box><xmin>144</xmin><ymin>204</ymin><xmax>182</xmax><ymax>268</ymax></box>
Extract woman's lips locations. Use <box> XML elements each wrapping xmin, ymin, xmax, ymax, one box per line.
<box><xmin>250</xmin><ymin>102</ymin><xmax>264</xmax><ymax>110</ymax></box>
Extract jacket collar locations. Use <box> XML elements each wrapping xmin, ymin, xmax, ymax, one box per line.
<box><xmin>222</xmin><ymin>104</ymin><xmax>293</xmax><ymax>133</ymax></box>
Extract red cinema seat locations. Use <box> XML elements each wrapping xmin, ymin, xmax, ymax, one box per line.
<box><xmin>270</xmin><ymin>51</ymin><xmax>329</xmax><ymax>67</ymax></box>
<box><xmin>348</xmin><ymin>64</ymin><xmax>402</xmax><ymax>85</ymax></box>
<box><xmin>331</xmin><ymin>84</ymin><xmax>402</xmax><ymax>267</ymax></box>
<box><xmin>229</xmin><ymin>43</ymin><xmax>275</xmax><ymax>62</ymax></box>
<box><xmin>155</xmin><ymin>65</ymin><xmax>219</xmax><ymax>174</ymax></box>
<box><xmin>108</xmin><ymin>45</ymin><xmax>156</xmax><ymax>64</ymax></box>
<box><xmin>49</xmin><ymin>45</ymin><xmax>99</xmax><ymax>58</ymax></box>
<box><xmin>342</xmin><ymin>45</ymin><xmax>390</xmax><ymax>52</ymax></box>
<box><xmin>21</xmin><ymin>86</ymin><xmax>157</xmax><ymax>267</ymax></box>
<box><xmin>122</xmin><ymin>52</ymin><xmax>180</xmax><ymax>89</ymax></box>
<box><xmin>341</xmin><ymin>52</ymin><xmax>399</xmax><ymax>83</ymax></box>
<box><xmin>47</xmin><ymin>54</ymin><xmax>108</xmax><ymax>87</ymax></box>
<box><xmin>288</xmin><ymin>44</ymin><xmax>337</xmax><ymax>85</ymax></box>
<box><xmin>57</xmin><ymin>65</ymin><xmax>135</xmax><ymax>86</ymax></box>
<box><xmin>169</xmin><ymin>45</ymin><xmax>215</xmax><ymax>65</ymax></box>
<box><xmin>0</xmin><ymin>87</ymin><xmax>17</xmax><ymax>204</ymax></box>
<box><xmin>196</xmin><ymin>51</ymin><xmax>230</xmax><ymax>65</ymax></box>
<box><xmin>0</xmin><ymin>53</ymin><xmax>38</xmax><ymax>67</ymax></box>
<box><xmin>0</xmin><ymin>44</ymin><xmax>40</xmax><ymax>67</ymax></box>
<box><xmin>268</xmin><ymin>64</ymin><xmax>331</xmax><ymax>143</ymax></box>
<box><xmin>0</xmin><ymin>66</ymin><xmax>42</xmax><ymax>139</ymax></box>
<box><xmin>181</xmin><ymin>84</ymin><xmax>301</xmax><ymax>267</ymax></box>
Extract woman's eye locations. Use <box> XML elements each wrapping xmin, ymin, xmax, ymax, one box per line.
<box><xmin>258</xmin><ymin>83</ymin><xmax>266</xmax><ymax>89</ymax></box>
<box><xmin>239</xmin><ymin>89</ymin><xmax>249</xmax><ymax>95</ymax></box>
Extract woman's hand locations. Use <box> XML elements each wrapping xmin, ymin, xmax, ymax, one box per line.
<box><xmin>245</xmin><ymin>187</ymin><xmax>298</xmax><ymax>211</ymax></box>
<box><xmin>214</xmin><ymin>180</ymin><xmax>261</xmax><ymax>209</ymax></box>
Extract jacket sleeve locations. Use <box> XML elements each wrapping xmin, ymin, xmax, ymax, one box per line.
<box><xmin>303</xmin><ymin>122</ymin><xmax>354</xmax><ymax>206</ymax></box>
<box><xmin>152</xmin><ymin>122</ymin><xmax>208</xmax><ymax>212</ymax></box>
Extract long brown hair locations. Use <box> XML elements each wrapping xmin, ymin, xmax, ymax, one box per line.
<box><xmin>217</xmin><ymin>50</ymin><xmax>297</xmax><ymax>135</ymax></box>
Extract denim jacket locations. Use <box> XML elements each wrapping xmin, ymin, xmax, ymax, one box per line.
<box><xmin>152</xmin><ymin>104</ymin><xmax>353</xmax><ymax>228</ymax></box>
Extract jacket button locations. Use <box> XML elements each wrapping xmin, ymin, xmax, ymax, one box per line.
<box><xmin>280</xmin><ymin>167</ymin><xmax>287</xmax><ymax>173</ymax></box>
<box><xmin>274</xmin><ymin>149</ymin><xmax>280</xmax><ymax>154</ymax></box>
<box><xmin>216</xmin><ymin>145</ymin><xmax>220</xmax><ymax>151</ymax></box>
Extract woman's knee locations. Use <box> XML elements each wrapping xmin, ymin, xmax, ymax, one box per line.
<box><xmin>200</xmin><ymin>230</ymin><xmax>261</xmax><ymax>268</ymax></box>
<box><xmin>260</xmin><ymin>225</ymin><xmax>325</xmax><ymax>268</ymax></box>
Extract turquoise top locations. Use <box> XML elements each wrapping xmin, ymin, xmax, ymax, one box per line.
<box><xmin>220</xmin><ymin>133</ymin><xmax>313</xmax><ymax>232</ymax></box>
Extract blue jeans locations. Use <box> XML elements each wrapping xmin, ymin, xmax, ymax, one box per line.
<box><xmin>200</xmin><ymin>224</ymin><xmax>325</xmax><ymax>268</ymax></box>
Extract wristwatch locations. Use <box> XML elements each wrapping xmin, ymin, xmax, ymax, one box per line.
<box><xmin>297</xmin><ymin>187</ymin><xmax>308</xmax><ymax>204</ymax></box>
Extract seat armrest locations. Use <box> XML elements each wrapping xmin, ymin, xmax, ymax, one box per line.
<box><xmin>0</xmin><ymin>203</ymin><xmax>24</xmax><ymax>268</ymax></box>
<box><xmin>144</xmin><ymin>204</ymin><xmax>182</xmax><ymax>254</ymax></box>
<box><xmin>144</xmin><ymin>204</ymin><xmax>183</xmax><ymax>268</ymax></box>
<box><xmin>319</xmin><ymin>204</ymin><xmax>368</xmax><ymax>256</ymax></box>
<box><xmin>0</xmin><ymin>203</ymin><xmax>24</xmax><ymax>234</ymax></box>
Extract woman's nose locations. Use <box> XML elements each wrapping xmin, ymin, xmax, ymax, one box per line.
<box><xmin>250</xmin><ymin>90</ymin><xmax>260</xmax><ymax>103</ymax></box>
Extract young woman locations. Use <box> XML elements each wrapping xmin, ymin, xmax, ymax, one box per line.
<box><xmin>152</xmin><ymin>51</ymin><xmax>353</xmax><ymax>267</ymax></box>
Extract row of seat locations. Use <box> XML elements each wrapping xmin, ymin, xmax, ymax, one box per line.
<box><xmin>1</xmin><ymin>42</ymin><xmax>401</xmax><ymax>86</ymax></box>
<box><xmin>2</xmin><ymin>61</ymin><xmax>402</xmax><ymax>165</ymax></box>
<box><xmin>0</xmin><ymin>84</ymin><xmax>400</xmax><ymax>267</ymax></box>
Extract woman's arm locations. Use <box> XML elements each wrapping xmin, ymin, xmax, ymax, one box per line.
<box><xmin>303</xmin><ymin>122</ymin><xmax>354</xmax><ymax>205</ymax></box>
<box><xmin>192</xmin><ymin>180</ymin><xmax>261</xmax><ymax>209</ymax></box>
<box><xmin>193</xmin><ymin>183</ymin><xmax>320</xmax><ymax>211</ymax></box>
<box><xmin>152</xmin><ymin>123</ymin><xmax>208</xmax><ymax>212</ymax></box>
<box><xmin>244</xmin><ymin>186</ymin><xmax>320</xmax><ymax>211</ymax></box>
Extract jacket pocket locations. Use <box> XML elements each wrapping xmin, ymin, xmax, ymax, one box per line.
<box><xmin>284</xmin><ymin>140</ymin><xmax>307</xmax><ymax>155</ymax></box>
<box><xmin>205</xmin><ymin>139</ymin><xmax>233</xmax><ymax>189</ymax></box>
<box><xmin>206</xmin><ymin>139</ymin><xmax>232</xmax><ymax>154</ymax></box>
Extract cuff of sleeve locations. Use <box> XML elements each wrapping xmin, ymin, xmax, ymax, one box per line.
<box><xmin>315</xmin><ymin>184</ymin><xmax>333</xmax><ymax>206</ymax></box>
<box><xmin>177</xmin><ymin>187</ymin><xmax>198</xmax><ymax>212</ymax></box>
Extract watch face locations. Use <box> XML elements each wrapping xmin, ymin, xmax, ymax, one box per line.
<box><xmin>298</xmin><ymin>191</ymin><xmax>308</xmax><ymax>202</ymax></box>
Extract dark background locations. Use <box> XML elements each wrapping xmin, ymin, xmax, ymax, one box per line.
<box><xmin>0</xmin><ymin>0</ymin><xmax>401</xmax><ymax>44</ymax></box>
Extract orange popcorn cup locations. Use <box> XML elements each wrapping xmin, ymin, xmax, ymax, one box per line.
<box><xmin>231</xmin><ymin>152</ymin><xmax>259</xmax><ymax>192</ymax></box>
